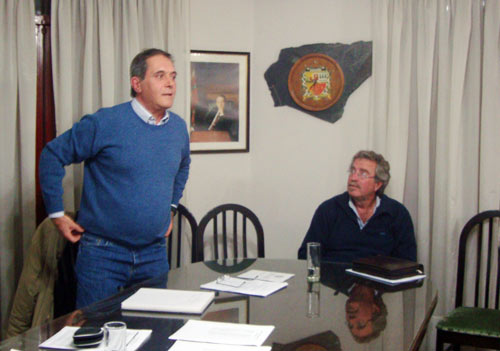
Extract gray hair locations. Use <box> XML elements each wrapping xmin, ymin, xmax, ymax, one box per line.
<box><xmin>129</xmin><ymin>48</ymin><xmax>172</xmax><ymax>97</ymax></box>
<box><xmin>350</xmin><ymin>150</ymin><xmax>391</xmax><ymax>196</ymax></box>
<box><xmin>351</xmin><ymin>293</ymin><xmax>388</xmax><ymax>343</ymax></box>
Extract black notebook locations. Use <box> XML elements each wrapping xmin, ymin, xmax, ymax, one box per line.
<box><xmin>352</xmin><ymin>255</ymin><xmax>424</xmax><ymax>279</ymax></box>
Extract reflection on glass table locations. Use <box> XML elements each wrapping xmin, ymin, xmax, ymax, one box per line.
<box><xmin>0</xmin><ymin>259</ymin><xmax>436</xmax><ymax>351</ymax></box>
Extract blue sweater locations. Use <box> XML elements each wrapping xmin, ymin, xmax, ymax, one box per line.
<box><xmin>298</xmin><ymin>192</ymin><xmax>416</xmax><ymax>262</ymax></box>
<box><xmin>39</xmin><ymin>102</ymin><xmax>191</xmax><ymax>247</ymax></box>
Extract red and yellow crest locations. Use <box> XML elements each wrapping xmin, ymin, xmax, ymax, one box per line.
<box><xmin>301</xmin><ymin>67</ymin><xmax>332</xmax><ymax>101</ymax></box>
<box><xmin>288</xmin><ymin>54</ymin><xmax>344</xmax><ymax>111</ymax></box>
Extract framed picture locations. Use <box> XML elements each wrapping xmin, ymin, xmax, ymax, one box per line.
<box><xmin>189</xmin><ymin>50</ymin><xmax>250</xmax><ymax>153</ymax></box>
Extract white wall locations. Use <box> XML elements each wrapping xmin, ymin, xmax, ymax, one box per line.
<box><xmin>187</xmin><ymin>0</ymin><xmax>372</xmax><ymax>258</ymax></box>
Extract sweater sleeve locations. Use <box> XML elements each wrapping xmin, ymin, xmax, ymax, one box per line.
<box><xmin>391</xmin><ymin>205</ymin><xmax>417</xmax><ymax>261</ymax></box>
<box><xmin>170</xmin><ymin>126</ymin><xmax>191</xmax><ymax>206</ymax></box>
<box><xmin>298</xmin><ymin>204</ymin><xmax>329</xmax><ymax>259</ymax></box>
<box><xmin>39</xmin><ymin>115</ymin><xmax>99</xmax><ymax>214</ymax></box>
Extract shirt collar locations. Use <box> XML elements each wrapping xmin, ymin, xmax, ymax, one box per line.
<box><xmin>131</xmin><ymin>98</ymin><xmax>169</xmax><ymax>126</ymax></box>
<box><xmin>348</xmin><ymin>196</ymin><xmax>381</xmax><ymax>229</ymax></box>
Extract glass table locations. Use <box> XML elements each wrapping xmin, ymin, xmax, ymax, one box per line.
<box><xmin>0</xmin><ymin>259</ymin><xmax>437</xmax><ymax>351</ymax></box>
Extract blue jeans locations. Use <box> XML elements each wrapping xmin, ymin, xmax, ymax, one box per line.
<box><xmin>75</xmin><ymin>233</ymin><xmax>169</xmax><ymax>308</ymax></box>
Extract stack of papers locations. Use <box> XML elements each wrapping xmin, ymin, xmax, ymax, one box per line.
<box><xmin>237</xmin><ymin>270</ymin><xmax>294</xmax><ymax>282</ymax></box>
<box><xmin>200</xmin><ymin>270</ymin><xmax>293</xmax><ymax>297</ymax></box>
<box><xmin>169</xmin><ymin>342</ymin><xmax>271</xmax><ymax>351</ymax></box>
<box><xmin>121</xmin><ymin>288</ymin><xmax>215</xmax><ymax>314</ymax></box>
<box><xmin>345</xmin><ymin>268</ymin><xmax>426</xmax><ymax>285</ymax></box>
<box><xmin>39</xmin><ymin>326</ymin><xmax>151</xmax><ymax>351</ymax></box>
<box><xmin>169</xmin><ymin>320</ymin><xmax>273</xmax><ymax>351</ymax></box>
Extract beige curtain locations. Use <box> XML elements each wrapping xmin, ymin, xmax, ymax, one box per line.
<box><xmin>480</xmin><ymin>1</ymin><xmax>500</xmax><ymax>212</ymax></box>
<box><xmin>370</xmin><ymin>0</ymin><xmax>500</xmax><ymax>348</ymax></box>
<box><xmin>51</xmin><ymin>0</ymin><xmax>191</xmax><ymax>214</ymax></box>
<box><xmin>0</xmin><ymin>0</ymin><xmax>37</xmax><ymax>339</ymax></box>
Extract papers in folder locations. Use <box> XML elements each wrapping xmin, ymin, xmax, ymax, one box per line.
<box><xmin>201</xmin><ymin>276</ymin><xmax>288</xmax><ymax>297</ymax></box>
<box><xmin>345</xmin><ymin>268</ymin><xmax>426</xmax><ymax>285</ymax></box>
<box><xmin>121</xmin><ymin>288</ymin><xmax>215</xmax><ymax>314</ymax></box>
<box><xmin>39</xmin><ymin>326</ymin><xmax>151</xmax><ymax>351</ymax></box>
<box><xmin>169</xmin><ymin>341</ymin><xmax>271</xmax><ymax>351</ymax></box>
<box><xmin>169</xmin><ymin>320</ymin><xmax>274</xmax><ymax>346</ymax></box>
<box><xmin>237</xmin><ymin>270</ymin><xmax>294</xmax><ymax>282</ymax></box>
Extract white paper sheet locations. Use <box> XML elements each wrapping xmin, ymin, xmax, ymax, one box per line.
<box><xmin>39</xmin><ymin>326</ymin><xmax>151</xmax><ymax>351</ymax></box>
<box><xmin>237</xmin><ymin>270</ymin><xmax>294</xmax><ymax>283</ymax></box>
<box><xmin>201</xmin><ymin>278</ymin><xmax>287</xmax><ymax>297</ymax></box>
<box><xmin>169</xmin><ymin>341</ymin><xmax>272</xmax><ymax>351</ymax></box>
<box><xmin>169</xmin><ymin>320</ymin><xmax>274</xmax><ymax>346</ymax></box>
<box><xmin>345</xmin><ymin>268</ymin><xmax>426</xmax><ymax>285</ymax></box>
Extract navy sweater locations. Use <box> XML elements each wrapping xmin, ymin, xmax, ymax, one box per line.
<box><xmin>39</xmin><ymin>102</ymin><xmax>190</xmax><ymax>247</ymax></box>
<box><xmin>298</xmin><ymin>192</ymin><xmax>416</xmax><ymax>262</ymax></box>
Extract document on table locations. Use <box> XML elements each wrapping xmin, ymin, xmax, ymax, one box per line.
<box><xmin>201</xmin><ymin>277</ymin><xmax>287</xmax><ymax>297</ymax></box>
<box><xmin>169</xmin><ymin>341</ymin><xmax>271</xmax><ymax>351</ymax></box>
<box><xmin>121</xmin><ymin>288</ymin><xmax>215</xmax><ymax>314</ymax></box>
<box><xmin>237</xmin><ymin>270</ymin><xmax>294</xmax><ymax>283</ymax></box>
<box><xmin>345</xmin><ymin>268</ymin><xmax>426</xmax><ymax>285</ymax></box>
<box><xmin>39</xmin><ymin>326</ymin><xmax>151</xmax><ymax>351</ymax></box>
<box><xmin>169</xmin><ymin>320</ymin><xmax>274</xmax><ymax>346</ymax></box>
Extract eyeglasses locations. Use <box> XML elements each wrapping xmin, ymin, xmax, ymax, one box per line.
<box><xmin>348</xmin><ymin>168</ymin><xmax>376</xmax><ymax>180</ymax></box>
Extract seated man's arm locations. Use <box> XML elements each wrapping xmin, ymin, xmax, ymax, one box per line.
<box><xmin>391</xmin><ymin>206</ymin><xmax>417</xmax><ymax>261</ymax></box>
<box><xmin>298</xmin><ymin>205</ymin><xmax>328</xmax><ymax>259</ymax></box>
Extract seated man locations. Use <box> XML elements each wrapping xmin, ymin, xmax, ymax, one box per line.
<box><xmin>298</xmin><ymin>150</ymin><xmax>416</xmax><ymax>262</ymax></box>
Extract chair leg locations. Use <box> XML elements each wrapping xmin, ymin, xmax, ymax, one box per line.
<box><xmin>436</xmin><ymin>331</ymin><xmax>444</xmax><ymax>351</ymax></box>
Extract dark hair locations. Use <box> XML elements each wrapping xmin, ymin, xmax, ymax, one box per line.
<box><xmin>129</xmin><ymin>48</ymin><xmax>172</xmax><ymax>97</ymax></box>
<box><xmin>350</xmin><ymin>150</ymin><xmax>391</xmax><ymax>196</ymax></box>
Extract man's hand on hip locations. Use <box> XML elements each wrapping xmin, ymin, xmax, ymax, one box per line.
<box><xmin>165</xmin><ymin>213</ymin><xmax>174</xmax><ymax>237</ymax></box>
<box><xmin>51</xmin><ymin>215</ymin><xmax>84</xmax><ymax>243</ymax></box>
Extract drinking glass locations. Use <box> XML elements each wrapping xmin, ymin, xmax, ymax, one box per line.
<box><xmin>307</xmin><ymin>242</ymin><xmax>321</xmax><ymax>282</ymax></box>
<box><xmin>104</xmin><ymin>321</ymin><xmax>127</xmax><ymax>351</ymax></box>
<box><xmin>307</xmin><ymin>281</ymin><xmax>320</xmax><ymax>318</ymax></box>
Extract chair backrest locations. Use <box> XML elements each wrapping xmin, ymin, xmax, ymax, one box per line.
<box><xmin>455</xmin><ymin>210</ymin><xmax>500</xmax><ymax>308</ymax></box>
<box><xmin>167</xmin><ymin>204</ymin><xmax>198</xmax><ymax>268</ymax></box>
<box><xmin>195</xmin><ymin>204</ymin><xmax>264</xmax><ymax>262</ymax></box>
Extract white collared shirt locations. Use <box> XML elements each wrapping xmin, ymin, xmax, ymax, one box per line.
<box><xmin>131</xmin><ymin>98</ymin><xmax>170</xmax><ymax>126</ymax></box>
<box><xmin>349</xmin><ymin>196</ymin><xmax>381</xmax><ymax>230</ymax></box>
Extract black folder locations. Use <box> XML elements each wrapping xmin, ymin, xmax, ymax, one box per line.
<box><xmin>352</xmin><ymin>255</ymin><xmax>424</xmax><ymax>279</ymax></box>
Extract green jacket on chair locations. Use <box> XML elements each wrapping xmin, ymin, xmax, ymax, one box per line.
<box><xmin>6</xmin><ymin>213</ymin><xmax>75</xmax><ymax>338</ymax></box>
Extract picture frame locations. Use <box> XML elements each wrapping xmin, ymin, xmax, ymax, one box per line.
<box><xmin>189</xmin><ymin>50</ymin><xmax>250</xmax><ymax>153</ymax></box>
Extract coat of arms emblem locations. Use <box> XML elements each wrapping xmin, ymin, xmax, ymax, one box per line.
<box><xmin>301</xmin><ymin>67</ymin><xmax>331</xmax><ymax>101</ymax></box>
<box><xmin>287</xmin><ymin>53</ymin><xmax>344</xmax><ymax>111</ymax></box>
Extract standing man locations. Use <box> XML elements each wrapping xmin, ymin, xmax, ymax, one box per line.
<box><xmin>39</xmin><ymin>48</ymin><xmax>190</xmax><ymax>308</ymax></box>
<box><xmin>298</xmin><ymin>150</ymin><xmax>416</xmax><ymax>262</ymax></box>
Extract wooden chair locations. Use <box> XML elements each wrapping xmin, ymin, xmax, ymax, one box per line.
<box><xmin>436</xmin><ymin>210</ymin><xmax>500</xmax><ymax>350</ymax></box>
<box><xmin>167</xmin><ymin>204</ymin><xmax>198</xmax><ymax>268</ymax></box>
<box><xmin>195</xmin><ymin>204</ymin><xmax>264</xmax><ymax>262</ymax></box>
<box><xmin>409</xmin><ymin>293</ymin><xmax>438</xmax><ymax>351</ymax></box>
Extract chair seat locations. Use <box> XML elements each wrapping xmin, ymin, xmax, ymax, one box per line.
<box><xmin>437</xmin><ymin>307</ymin><xmax>500</xmax><ymax>337</ymax></box>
